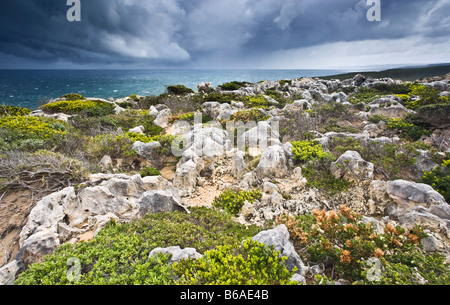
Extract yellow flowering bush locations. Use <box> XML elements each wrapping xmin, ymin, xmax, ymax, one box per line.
<box><xmin>0</xmin><ymin>115</ymin><xmax>66</xmax><ymax>138</ymax></box>
<box><xmin>241</xmin><ymin>95</ymin><xmax>277</xmax><ymax>109</ymax></box>
<box><xmin>291</xmin><ymin>140</ymin><xmax>331</xmax><ymax>163</ymax></box>
<box><xmin>0</xmin><ymin>105</ymin><xmax>31</xmax><ymax>116</ymax></box>
<box><xmin>213</xmin><ymin>189</ymin><xmax>262</xmax><ymax>216</ymax></box>
<box><xmin>40</xmin><ymin>99</ymin><xmax>114</xmax><ymax>115</ymax></box>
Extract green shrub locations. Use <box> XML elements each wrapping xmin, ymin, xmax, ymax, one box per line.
<box><xmin>386</xmin><ymin>118</ymin><xmax>431</xmax><ymax>142</ymax></box>
<box><xmin>303</xmin><ymin>163</ymin><xmax>352</xmax><ymax>195</ymax></box>
<box><xmin>213</xmin><ymin>189</ymin><xmax>262</xmax><ymax>216</ymax></box>
<box><xmin>229</xmin><ymin>109</ymin><xmax>270</xmax><ymax>123</ymax></box>
<box><xmin>166</xmin><ymin>85</ymin><xmax>194</xmax><ymax>95</ymax></box>
<box><xmin>421</xmin><ymin>159</ymin><xmax>450</xmax><ymax>203</ymax></box>
<box><xmin>240</xmin><ymin>95</ymin><xmax>277</xmax><ymax>109</ymax></box>
<box><xmin>40</xmin><ymin>100</ymin><xmax>114</xmax><ymax>115</ymax></box>
<box><xmin>328</xmin><ymin>137</ymin><xmax>421</xmax><ymax>180</ymax></box>
<box><xmin>0</xmin><ymin>105</ymin><xmax>31</xmax><ymax>116</ymax></box>
<box><xmin>414</xmin><ymin>104</ymin><xmax>450</xmax><ymax>129</ymax></box>
<box><xmin>78</xmin><ymin>103</ymin><xmax>115</xmax><ymax>117</ymax></box>
<box><xmin>291</xmin><ymin>140</ymin><xmax>331</xmax><ymax>164</ymax></box>
<box><xmin>140</xmin><ymin>166</ymin><xmax>161</xmax><ymax>178</ymax></box>
<box><xmin>60</xmin><ymin>93</ymin><xmax>86</xmax><ymax>101</ymax></box>
<box><xmin>297</xmin><ymin>149</ymin><xmax>351</xmax><ymax>195</ymax></box>
<box><xmin>368</xmin><ymin>115</ymin><xmax>431</xmax><ymax>141</ymax></box>
<box><xmin>14</xmin><ymin>207</ymin><xmax>261</xmax><ymax>285</ymax></box>
<box><xmin>220</xmin><ymin>81</ymin><xmax>248</xmax><ymax>91</ymax></box>
<box><xmin>278</xmin><ymin>206</ymin><xmax>449</xmax><ymax>284</ymax></box>
<box><xmin>202</xmin><ymin>92</ymin><xmax>238</xmax><ymax>104</ymax></box>
<box><xmin>349</xmin><ymin>87</ymin><xmax>382</xmax><ymax>104</ymax></box>
<box><xmin>0</xmin><ymin>116</ymin><xmax>68</xmax><ymax>152</ymax></box>
<box><xmin>371</xmin><ymin>83</ymin><xmax>411</xmax><ymax>95</ymax></box>
<box><xmin>173</xmin><ymin>239</ymin><xmax>297</xmax><ymax>285</ymax></box>
<box><xmin>407</xmin><ymin>83</ymin><xmax>441</xmax><ymax>109</ymax></box>
<box><xmin>279</xmin><ymin>80</ymin><xmax>292</xmax><ymax>87</ymax></box>
<box><xmin>87</xmin><ymin>133</ymin><xmax>136</xmax><ymax>161</ymax></box>
<box><xmin>265</xmin><ymin>89</ymin><xmax>285</xmax><ymax>101</ymax></box>
<box><xmin>71</xmin><ymin>110</ymin><xmax>163</xmax><ymax>137</ymax></box>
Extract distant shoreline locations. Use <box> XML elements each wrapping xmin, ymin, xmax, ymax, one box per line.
<box><xmin>1</xmin><ymin>65</ymin><xmax>449</xmax><ymax>110</ymax></box>
<box><xmin>319</xmin><ymin>64</ymin><xmax>450</xmax><ymax>81</ymax></box>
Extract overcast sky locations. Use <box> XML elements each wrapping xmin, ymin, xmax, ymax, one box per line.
<box><xmin>0</xmin><ymin>0</ymin><xmax>449</xmax><ymax>69</ymax></box>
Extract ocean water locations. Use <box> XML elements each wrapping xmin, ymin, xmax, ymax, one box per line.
<box><xmin>0</xmin><ymin>69</ymin><xmax>343</xmax><ymax>110</ymax></box>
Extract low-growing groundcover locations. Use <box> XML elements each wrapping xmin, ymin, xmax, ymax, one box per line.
<box><xmin>212</xmin><ymin>189</ymin><xmax>262</xmax><ymax>216</ymax></box>
<box><xmin>0</xmin><ymin>115</ymin><xmax>68</xmax><ymax>152</ymax></box>
<box><xmin>14</xmin><ymin>207</ymin><xmax>273</xmax><ymax>285</ymax></box>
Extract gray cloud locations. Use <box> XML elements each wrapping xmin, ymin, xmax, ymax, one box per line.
<box><xmin>0</xmin><ymin>0</ymin><xmax>448</xmax><ymax>69</ymax></box>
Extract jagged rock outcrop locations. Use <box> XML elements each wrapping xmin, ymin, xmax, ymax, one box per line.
<box><xmin>330</xmin><ymin>150</ymin><xmax>375</xmax><ymax>182</ymax></box>
<box><xmin>18</xmin><ymin>174</ymin><xmax>185</xmax><ymax>267</ymax></box>
<box><xmin>252</xmin><ymin>145</ymin><xmax>289</xmax><ymax>179</ymax></box>
<box><xmin>131</xmin><ymin>141</ymin><xmax>162</xmax><ymax>163</ymax></box>
<box><xmin>154</xmin><ymin>108</ymin><xmax>172</xmax><ymax>128</ymax></box>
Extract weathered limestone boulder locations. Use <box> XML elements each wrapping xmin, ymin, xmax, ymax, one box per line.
<box><xmin>17</xmin><ymin>231</ymin><xmax>60</xmax><ymax>267</ymax></box>
<box><xmin>0</xmin><ymin>260</ymin><xmax>24</xmax><ymax>286</ymax></box>
<box><xmin>239</xmin><ymin>121</ymin><xmax>281</xmax><ymax>153</ymax></box>
<box><xmin>202</xmin><ymin>102</ymin><xmax>221</xmax><ymax>120</ymax></box>
<box><xmin>329</xmin><ymin>92</ymin><xmax>348</xmax><ymax>103</ymax></box>
<box><xmin>352</xmin><ymin>74</ymin><xmax>366</xmax><ymax>87</ymax></box>
<box><xmin>154</xmin><ymin>108</ymin><xmax>172</xmax><ymax>128</ymax></box>
<box><xmin>425</xmin><ymin>81</ymin><xmax>448</xmax><ymax>91</ymax></box>
<box><xmin>167</xmin><ymin>119</ymin><xmax>192</xmax><ymax>137</ymax></box>
<box><xmin>149</xmin><ymin>106</ymin><xmax>159</xmax><ymax>118</ymax></box>
<box><xmin>252</xmin><ymin>225</ymin><xmax>306</xmax><ymax>276</ymax></box>
<box><xmin>330</xmin><ymin>151</ymin><xmax>374</xmax><ymax>182</ymax></box>
<box><xmin>131</xmin><ymin>141</ymin><xmax>162</xmax><ymax>163</ymax></box>
<box><xmin>128</xmin><ymin>125</ymin><xmax>145</xmax><ymax>134</ymax></box>
<box><xmin>253</xmin><ymin>145</ymin><xmax>288</xmax><ymax>179</ymax></box>
<box><xmin>138</xmin><ymin>190</ymin><xmax>188</xmax><ymax>218</ymax></box>
<box><xmin>398</xmin><ymin>207</ymin><xmax>449</xmax><ymax>234</ymax></box>
<box><xmin>232</xmin><ymin>150</ymin><xmax>246</xmax><ymax>178</ymax></box>
<box><xmin>197</xmin><ymin>82</ymin><xmax>212</xmax><ymax>93</ymax></box>
<box><xmin>368</xmin><ymin>102</ymin><xmax>409</xmax><ymax>118</ymax></box>
<box><xmin>324</xmin><ymin>80</ymin><xmax>341</xmax><ymax>92</ymax></box>
<box><xmin>18</xmin><ymin>174</ymin><xmax>179</xmax><ymax>267</ymax></box>
<box><xmin>386</xmin><ymin>180</ymin><xmax>448</xmax><ymax>217</ymax></box>
<box><xmin>149</xmin><ymin>246</ymin><xmax>202</xmax><ymax>263</ymax></box>
<box><xmin>98</xmin><ymin>155</ymin><xmax>113</xmax><ymax>170</ymax></box>
<box><xmin>114</xmin><ymin>105</ymin><xmax>126</xmax><ymax>114</ymax></box>
<box><xmin>173</xmin><ymin>126</ymin><xmax>231</xmax><ymax>193</ymax></box>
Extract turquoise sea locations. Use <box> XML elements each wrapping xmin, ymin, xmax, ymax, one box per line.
<box><xmin>0</xmin><ymin>69</ymin><xmax>344</xmax><ymax>110</ymax></box>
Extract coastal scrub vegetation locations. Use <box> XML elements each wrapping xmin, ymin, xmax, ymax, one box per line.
<box><xmin>0</xmin><ymin>115</ymin><xmax>68</xmax><ymax>152</ymax></box>
<box><xmin>277</xmin><ymin>205</ymin><xmax>449</xmax><ymax>285</ymax></box>
<box><xmin>14</xmin><ymin>207</ymin><xmax>262</xmax><ymax>285</ymax></box>
<box><xmin>14</xmin><ymin>205</ymin><xmax>449</xmax><ymax>285</ymax></box>
<box><xmin>40</xmin><ymin>99</ymin><xmax>115</xmax><ymax>116</ymax></box>
<box><xmin>3</xmin><ymin>71</ymin><xmax>450</xmax><ymax>286</ymax></box>
<box><xmin>421</xmin><ymin>157</ymin><xmax>450</xmax><ymax>202</ymax></box>
<box><xmin>213</xmin><ymin>189</ymin><xmax>262</xmax><ymax>216</ymax></box>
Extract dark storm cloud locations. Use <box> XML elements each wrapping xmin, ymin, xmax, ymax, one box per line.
<box><xmin>0</xmin><ymin>0</ymin><xmax>448</xmax><ymax>68</ymax></box>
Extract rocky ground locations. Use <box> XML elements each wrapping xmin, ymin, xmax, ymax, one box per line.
<box><xmin>1</xmin><ymin>73</ymin><xmax>449</xmax><ymax>285</ymax></box>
